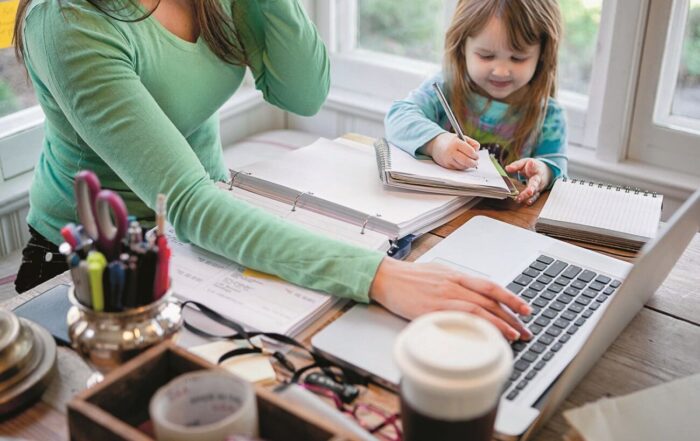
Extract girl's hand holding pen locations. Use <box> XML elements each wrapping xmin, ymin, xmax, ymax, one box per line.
<box><xmin>424</xmin><ymin>132</ymin><xmax>481</xmax><ymax>170</ymax></box>
<box><xmin>369</xmin><ymin>257</ymin><xmax>533</xmax><ymax>342</ymax></box>
<box><xmin>506</xmin><ymin>158</ymin><xmax>552</xmax><ymax>205</ymax></box>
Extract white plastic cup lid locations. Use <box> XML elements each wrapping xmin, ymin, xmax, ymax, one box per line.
<box><xmin>394</xmin><ymin>311</ymin><xmax>512</xmax><ymax>421</ymax></box>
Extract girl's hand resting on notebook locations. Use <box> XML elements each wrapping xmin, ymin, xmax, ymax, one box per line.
<box><xmin>424</xmin><ymin>133</ymin><xmax>480</xmax><ymax>170</ymax></box>
<box><xmin>506</xmin><ymin>158</ymin><xmax>553</xmax><ymax>205</ymax></box>
<box><xmin>370</xmin><ymin>257</ymin><xmax>533</xmax><ymax>342</ymax></box>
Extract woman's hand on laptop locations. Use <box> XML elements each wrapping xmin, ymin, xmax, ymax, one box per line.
<box><xmin>370</xmin><ymin>257</ymin><xmax>533</xmax><ymax>342</ymax></box>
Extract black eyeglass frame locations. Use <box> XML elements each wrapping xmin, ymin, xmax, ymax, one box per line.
<box><xmin>180</xmin><ymin>300</ymin><xmax>367</xmax><ymax>387</ymax></box>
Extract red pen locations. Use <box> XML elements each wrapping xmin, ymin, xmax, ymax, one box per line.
<box><xmin>153</xmin><ymin>193</ymin><xmax>170</xmax><ymax>298</ymax></box>
<box><xmin>61</xmin><ymin>223</ymin><xmax>79</xmax><ymax>249</ymax></box>
<box><xmin>154</xmin><ymin>235</ymin><xmax>170</xmax><ymax>299</ymax></box>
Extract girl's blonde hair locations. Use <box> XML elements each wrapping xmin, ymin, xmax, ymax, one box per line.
<box><xmin>444</xmin><ymin>0</ymin><xmax>562</xmax><ymax>157</ymax></box>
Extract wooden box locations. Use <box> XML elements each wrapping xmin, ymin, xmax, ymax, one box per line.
<box><xmin>67</xmin><ymin>341</ymin><xmax>356</xmax><ymax>441</ymax></box>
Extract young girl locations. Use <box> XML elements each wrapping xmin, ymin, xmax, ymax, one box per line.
<box><xmin>386</xmin><ymin>0</ymin><xmax>567</xmax><ymax>205</ymax></box>
<box><xmin>12</xmin><ymin>0</ymin><xmax>531</xmax><ymax>340</ymax></box>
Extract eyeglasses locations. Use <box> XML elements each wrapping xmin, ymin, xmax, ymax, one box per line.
<box><xmin>181</xmin><ymin>301</ymin><xmax>361</xmax><ymax>379</ymax></box>
<box><xmin>300</xmin><ymin>382</ymin><xmax>402</xmax><ymax>441</ymax></box>
<box><xmin>180</xmin><ymin>300</ymin><xmax>403</xmax><ymax>440</ymax></box>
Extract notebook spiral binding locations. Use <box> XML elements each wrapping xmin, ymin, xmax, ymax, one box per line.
<box><xmin>374</xmin><ymin>138</ymin><xmax>391</xmax><ymax>178</ymax></box>
<box><xmin>561</xmin><ymin>177</ymin><xmax>657</xmax><ymax>198</ymax></box>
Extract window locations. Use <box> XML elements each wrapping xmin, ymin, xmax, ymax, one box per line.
<box><xmin>558</xmin><ymin>0</ymin><xmax>602</xmax><ymax>96</ymax></box>
<box><xmin>628</xmin><ymin>0</ymin><xmax>700</xmax><ymax>174</ymax></box>
<box><xmin>0</xmin><ymin>1</ymin><xmax>44</xmax><ymax>184</ymax></box>
<box><xmin>328</xmin><ymin>0</ymin><xmax>604</xmax><ymax>146</ymax></box>
<box><xmin>0</xmin><ymin>47</ymin><xmax>37</xmax><ymax>120</ymax></box>
<box><xmin>356</xmin><ymin>0</ymin><xmax>446</xmax><ymax>64</ymax></box>
<box><xmin>671</xmin><ymin>1</ymin><xmax>700</xmax><ymax>120</ymax></box>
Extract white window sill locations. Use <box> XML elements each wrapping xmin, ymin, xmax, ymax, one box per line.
<box><xmin>567</xmin><ymin>145</ymin><xmax>700</xmax><ymax>201</ymax></box>
<box><xmin>0</xmin><ymin>172</ymin><xmax>33</xmax><ymax>217</ymax></box>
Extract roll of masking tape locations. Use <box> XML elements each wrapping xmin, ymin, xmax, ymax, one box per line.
<box><xmin>149</xmin><ymin>370</ymin><xmax>258</xmax><ymax>441</ymax></box>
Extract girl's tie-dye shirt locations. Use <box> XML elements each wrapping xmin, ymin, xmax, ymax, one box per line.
<box><xmin>385</xmin><ymin>73</ymin><xmax>568</xmax><ymax>187</ymax></box>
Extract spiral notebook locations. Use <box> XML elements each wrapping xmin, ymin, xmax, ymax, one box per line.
<box><xmin>535</xmin><ymin>178</ymin><xmax>664</xmax><ymax>251</ymax></box>
<box><xmin>227</xmin><ymin>137</ymin><xmax>476</xmax><ymax>241</ymax></box>
<box><xmin>373</xmin><ymin>138</ymin><xmax>518</xmax><ymax>198</ymax></box>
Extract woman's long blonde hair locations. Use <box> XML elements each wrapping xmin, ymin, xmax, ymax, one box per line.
<box><xmin>444</xmin><ymin>0</ymin><xmax>562</xmax><ymax>157</ymax></box>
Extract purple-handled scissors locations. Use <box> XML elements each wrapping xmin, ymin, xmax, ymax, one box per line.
<box><xmin>74</xmin><ymin>170</ymin><xmax>128</xmax><ymax>260</ymax></box>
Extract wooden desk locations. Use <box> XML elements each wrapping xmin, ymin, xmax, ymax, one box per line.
<box><xmin>2</xmin><ymin>196</ymin><xmax>699</xmax><ymax>441</ymax></box>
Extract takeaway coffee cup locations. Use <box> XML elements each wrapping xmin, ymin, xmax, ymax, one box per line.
<box><xmin>394</xmin><ymin>311</ymin><xmax>513</xmax><ymax>441</ymax></box>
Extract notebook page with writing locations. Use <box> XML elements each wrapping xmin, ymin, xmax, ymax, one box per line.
<box><xmin>234</xmin><ymin>138</ymin><xmax>471</xmax><ymax>237</ymax></box>
<box><xmin>538</xmin><ymin>179</ymin><xmax>663</xmax><ymax>241</ymax></box>
<box><xmin>388</xmin><ymin>143</ymin><xmax>509</xmax><ymax>191</ymax></box>
<box><xmin>167</xmin><ymin>225</ymin><xmax>338</xmax><ymax>336</ymax></box>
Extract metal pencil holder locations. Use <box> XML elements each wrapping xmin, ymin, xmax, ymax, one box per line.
<box><xmin>66</xmin><ymin>286</ymin><xmax>182</xmax><ymax>386</ymax></box>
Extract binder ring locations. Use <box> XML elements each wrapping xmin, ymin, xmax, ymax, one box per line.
<box><xmin>228</xmin><ymin>171</ymin><xmax>242</xmax><ymax>191</ymax></box>
<box><xmin>291</xmin><ymin>192</ymin><xmax>310</xmax><ymax>212</ymax></box>
<box><xmin>360</xmin><ymin>217</ymin><xmax>370</xmax><ymax>235</ymax></box>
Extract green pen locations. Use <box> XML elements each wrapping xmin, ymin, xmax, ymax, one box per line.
<box><xmin>87</xmin><ymin>251</ymin><xmax>107</xmax><ymax>312</ymax></box>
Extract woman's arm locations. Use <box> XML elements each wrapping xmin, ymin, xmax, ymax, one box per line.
<box><xmin>24</xmin><ymin>3</ymin><xmax>382</xmax><ymax>302</ymax></box>
<box><xmin>234</xmin><ymin>0</ymin><xmax>330</xmax><ymax>116</ymax></box>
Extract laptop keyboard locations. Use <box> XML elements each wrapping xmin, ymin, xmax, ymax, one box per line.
<box><xmin>502</xmin><ymin>255</ymin><xmax>621</xmax><ymax>401</ymax></box>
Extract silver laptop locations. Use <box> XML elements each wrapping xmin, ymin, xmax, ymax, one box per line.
<box><xmin>312</xmin><ymin>189</ymin><xmax>700</xmax><ymax>440</ymax></box>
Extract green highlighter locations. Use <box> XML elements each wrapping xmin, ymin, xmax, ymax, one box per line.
<box><xmin>489</xmin><ymin>154</ymin><xmax>520</xmax><ymax>198</ymax></box>
<box><xmin>87</xmin><ymin>251</ymin><xmax>107</xmax><ymax>312</ymax></box>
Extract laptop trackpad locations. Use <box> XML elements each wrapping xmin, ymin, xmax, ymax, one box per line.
<box><xmin>431</xmin><ymin>257</ymin><xmax>492</xmax><ymax>279</ymax></box>
<box><xmin>311</xmin><ymin>304</ymin><xmax>406</xmax><ymax>389</ymax></box>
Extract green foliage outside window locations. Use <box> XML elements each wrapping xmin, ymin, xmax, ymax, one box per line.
<box><xmin>558</xmin><ymin>0</ymin><xmax>601</xmax><ymax>94</ymax></box>
<box><xmin>358</xmin><ymin>0</ymin><xmax>444</xmax><ymax>63</ymax></box>
<box><xmin>680</xmin><ymin>5</ymin><xmax>700</xmax><ymax>86</ymax></box>
<box><xmin>0</xmin><ymin>81</ymin><xmax>18</xmax><ymax>117</ymax></box>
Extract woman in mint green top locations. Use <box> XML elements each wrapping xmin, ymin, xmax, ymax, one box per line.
<box><xmin>13</xmin><ymin>0</ymin><xmax>532</xmax><ymax>341</ymax></box>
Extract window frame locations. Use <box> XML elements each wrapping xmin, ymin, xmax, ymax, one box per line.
<box><xmin>628</xmin><ymin>0</ymin><xmax>700</xmax><ymax>175</ymax></box>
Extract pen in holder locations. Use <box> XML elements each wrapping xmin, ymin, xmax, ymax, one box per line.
<box><xmin>63</xmin><ymin>173</ymin><xmax>179</xmax><ymax>386</ymax></box>
<box><xmin>67</xmin><ymin>284</ymin><xmax>181</xmax><ymax>387</ymax></box>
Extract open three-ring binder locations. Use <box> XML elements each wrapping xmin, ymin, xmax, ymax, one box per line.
<box><xmin>221</xmin><ymin>137</ymin><xmax>477</xmax><ymax>254</ymax></box>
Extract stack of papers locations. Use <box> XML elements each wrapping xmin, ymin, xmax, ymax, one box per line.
<box><xmin>564</xmin><ymin>373</ymin><xmax>700</xmax><ymax>441</ymax></box>
<box><xmin>232</xmin><ymin>138</ymin><xmax>476</xmax><ymax>239</ymax></box>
